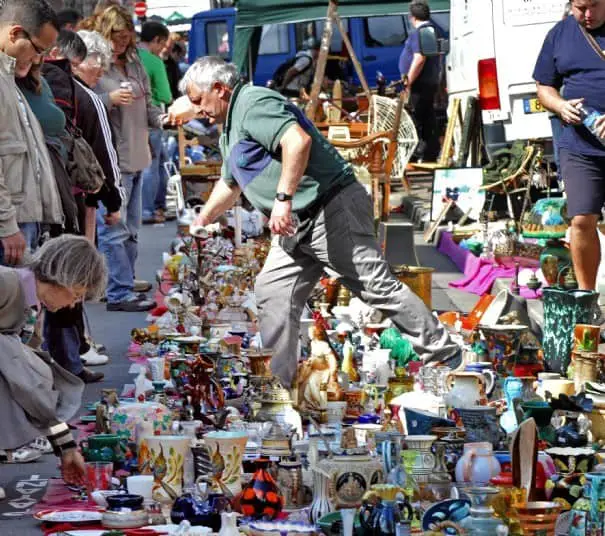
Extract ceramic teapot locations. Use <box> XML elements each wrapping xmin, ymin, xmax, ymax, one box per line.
<box><xmin>444</xmin><ymin>372</ymin><xmax>488</xmax><ymax>409</ymax></box>
<box><xmin>170</xmin><ymin>489</ymin><xmax>232</xmax><ymax>531</ymax></box>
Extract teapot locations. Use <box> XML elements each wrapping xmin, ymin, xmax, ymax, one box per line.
<box><xmin>170</xmin><ymin>487</ymin><xmax>232</xmax><ymax>531</ymax></box>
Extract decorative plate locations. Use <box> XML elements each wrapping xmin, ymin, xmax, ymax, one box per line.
<box><xmin>421</xmin><ymin>499</ymin><xmax>471</xmax><ymax>534</ymax></box>
<box><xmin>34</xmin><ymin>509</ymin><xmax>103</xmax><ymax>523</ymax></box>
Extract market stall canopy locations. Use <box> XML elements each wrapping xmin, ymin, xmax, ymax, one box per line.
<box><xmin>232</xmin><ymin>0</ymin><xmax>450</xmax><ymax>75</ymax></box>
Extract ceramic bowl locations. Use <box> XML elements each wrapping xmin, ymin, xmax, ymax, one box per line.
<box><xmin>248</xmin><ymin>521</ymin><xmax>317</xmax><ymax>536</ymax></box>
<box><xmin>106</xmin><ymin>493</ymin><xmax>144</xmax><ymax>511</ymax></box>
<box><xmin>101</xmin><ymin>508</ymin><xmax>148</xmax><ymax>529</ymax></box>
<box><xmin>545</xmin><ymin>447</ymin><xmax>596</xmax><ymax>475</ymax></box>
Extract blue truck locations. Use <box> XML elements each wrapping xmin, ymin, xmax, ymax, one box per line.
<box><xmin>188</xmin><ymin>7</ymin><xmax>449</xmax><ymax>87</ymax></box>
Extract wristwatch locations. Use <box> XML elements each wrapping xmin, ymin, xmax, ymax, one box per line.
<box><xmin>275</xmin><ymin>192</ymin><xmax>293</xmax><ymax>202</ymax></box>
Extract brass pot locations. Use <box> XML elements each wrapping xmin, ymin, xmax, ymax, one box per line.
<box><xmin>391</xmin><ymin>265</ymin><xmax>434</xmax><ymax>309</ymax></box>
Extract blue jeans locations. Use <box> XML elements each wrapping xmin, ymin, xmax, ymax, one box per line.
<box><xmin>0</xmin><ymin>222</ymin><xmax>40</xmax><ymax>265</ymax></box>
<box><xmin>142</xmin><ymin>128</ymin><xmax>166</xmax><ymax>219</ymax></box>
<box><xmin>42</xmin><ymin>315</ymin><xmax>83</xmax><ymax>376</ymax></box>
<box><xmin>97</xmin><ymin>172</ymin><xmax>142</xmax><ymax>303</ymax></box>
<box><xmin>154</xmin><ymin>136</ymin><xmax>169</xmax><ymax>212</ymax></box>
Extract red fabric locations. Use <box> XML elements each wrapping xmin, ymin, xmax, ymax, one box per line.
<box><xmin>42</xmin><ymin>522</ymin><xmax>103</xmax><ymax>535</ymax></box>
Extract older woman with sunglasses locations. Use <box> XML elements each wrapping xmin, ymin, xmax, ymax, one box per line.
<box><xmin>93</xmin><ymin>5</ymin><xmax>165</xmax><ymax>312</ymax></box>
<box><xmin>0</xmin><ymin>235</ymin><xmax>106</xmax><ymax>494</ymax></box>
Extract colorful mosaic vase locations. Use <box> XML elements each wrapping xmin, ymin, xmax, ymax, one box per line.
<box><xmin>239</xmin><ymin>458</ymin><xmax>284</xmax><ymax>520</ymax></box>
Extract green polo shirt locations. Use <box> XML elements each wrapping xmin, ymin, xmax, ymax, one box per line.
<box><xmin>220</xmin><ymin>84</ymin><xmax>355</xmax><ymax>216</ymax></box>
<box><xmin>138</xmin><ymin>47</ymin><xmax>172</xmax><ymax>106</ymax></box>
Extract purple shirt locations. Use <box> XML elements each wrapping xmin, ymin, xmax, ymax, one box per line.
<box><xmin>16</xmin><ymin>268</ymin><xmax>39</xmax><ymax>308</ymax></box>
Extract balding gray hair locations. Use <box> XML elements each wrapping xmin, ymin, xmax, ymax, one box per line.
<box><xmin>29</xmin><ymin>235</ymin><xmax>106</xmax><ymax>301</ymax></box>
<box><xmin>179</xmin><ymin>56</ymin><xmax>238</xmax><ymax>94</ymax></box>
<box><xmin>77</xmin><ymin>30</ymin><xmax>112</xmax><ymax>70</ymax></box>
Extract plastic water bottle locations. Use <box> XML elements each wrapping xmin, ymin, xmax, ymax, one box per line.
<box><xmin>578</xmin><ymin>104</ymin><xmax>605</xmax><ymax>146</ymax></box>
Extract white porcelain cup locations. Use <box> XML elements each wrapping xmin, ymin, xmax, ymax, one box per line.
<box><xmin>126</xmin><ymin>475</ymin><xmax>154</xmax><ymax>501</ymax></box>
<box><xmin>147</xmin><ymin>357</ymin><xmax>165</xmax><ymax>382</ymax></box>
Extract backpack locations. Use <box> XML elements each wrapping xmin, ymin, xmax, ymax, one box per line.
<box><xmin>272</xmin><ymin>51</ymin><xmax>313</xmax><ymax>87</ymax></box>
<box><xmin>64</xmin><ymin>126</ymin><xmax>106</xmax><ymax>194</ymax></box>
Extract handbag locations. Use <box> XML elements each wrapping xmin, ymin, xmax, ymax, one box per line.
<box><xmin>64</xmin><ymin>80</ymin><xmax>106</xmax><ymax>194</ymax></box>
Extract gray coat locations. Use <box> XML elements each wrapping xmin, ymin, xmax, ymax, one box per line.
<box><xmin>0</xmin><ymin>52</ymin><xmax>63</xmax><ymax>238</ymax></box>
<box><xmin>0</xmin><ymin>267</ymin><xmax>84</xmax><ymax>449</ymax></box>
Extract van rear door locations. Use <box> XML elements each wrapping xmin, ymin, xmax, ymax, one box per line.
<box><xmin>491</xmin><ymin>0</ymin><xmax>567</xmax><ymax>142</ymax></box>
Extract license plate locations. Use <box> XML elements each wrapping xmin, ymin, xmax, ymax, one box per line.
<box><xmin>523</xmin><ymin>97</ymin><xmax>545</xmax><ymax>114</ymax></box>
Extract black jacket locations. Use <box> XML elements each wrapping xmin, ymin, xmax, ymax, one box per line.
<box><xmin>42</xmin><ymin>60</ymin><xmax>122</xmax><ymax>214</ymax></box>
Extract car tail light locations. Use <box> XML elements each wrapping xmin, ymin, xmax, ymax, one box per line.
<box><xmin>478</xmin><ymin>58</ymin><xmax>501</xmax><ymax>110</ymax></box>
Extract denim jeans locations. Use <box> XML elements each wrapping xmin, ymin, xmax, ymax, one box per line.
<box><xmin>43</xmin><ymin>308</ymin><xmax>84</xmax><ymax>376</ymax></box>
<box><xmin>142</xmin><ymin>128</ymin><xmax>166</xmax><ymax>219</ymax></box>
<box><xmin>154</xmin><ymin>135</ymin><xmax>169</xmax><ymax>212</ymax></box>
<box><xmin>0</xmin><ymin>222</ymin><xmax>40</xmax><ymax>265</ymax></box>
<box><xmin>97</xmin><ymin>171</ymin><xmax>142</xmax><ymax>303</ymax></box>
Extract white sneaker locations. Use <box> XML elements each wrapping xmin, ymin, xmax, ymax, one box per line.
<box><xmin>0</xmin><ymin>487</ymin><xmax>5</xmax><ymax>500</ymax></box>
<box><xmin>81</xmin><ymin>347</ymin><xmax>109</xmax><ymax>366</ymax></box>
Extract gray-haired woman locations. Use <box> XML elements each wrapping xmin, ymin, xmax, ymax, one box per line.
<box><xmin>0</xmin><ymin>235</ymin><xmax>106</xmax><ymax>494</ymax></box>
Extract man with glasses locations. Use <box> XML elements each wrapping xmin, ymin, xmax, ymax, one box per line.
<box><xmin>0</xmin><ymin>0</ymin><xmax>63</xmax><ymax>265</ymax></box>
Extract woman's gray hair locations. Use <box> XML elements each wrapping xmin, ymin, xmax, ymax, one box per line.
<box><xmin>179</xmin><ymin>56</ymin><xmax>238</xmax><ymax>94</ymax></box>
<box><xmin>29</xmin><ymin>235</ymin><xmax>107</xmax><ymax>301</ymax></box>
<box><xmin>77</xmin><ymin>30</ymin><xmax>112</xmax><ymax>70</ymax></box>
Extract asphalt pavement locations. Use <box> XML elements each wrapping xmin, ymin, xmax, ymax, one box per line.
<box><xmin>0</xmin><ymin>219</ymin><xmax>475</xmax><ymax>535</ymax></box>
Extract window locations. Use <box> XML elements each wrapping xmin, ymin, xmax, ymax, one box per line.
<box><xmin>206</xmin><ymin>21</ymin><xmax>230</xmax><ymax>58</ymax></box>
<box><xmin>364</xmin><ymin>15</ymin><xmax>407</xmax><ymax>47</ymax></box>
<box><xmin>294</xmin><ymin>19</ymin><xmax>350</xmax><ymax>53</ymax></box>
<box><xmin>431</xmin><ymin>13</ymin><xmax>451</xmax><ymax>36</ymax></box>
<box><xmin>259</xmin><ymin>24</ymin><xmax>289</xmax><ymax>55</ymax></box>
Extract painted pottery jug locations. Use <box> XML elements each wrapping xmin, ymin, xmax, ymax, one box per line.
<box><xmin>110</xmin><ymin>401</ymin><xmax>172</xmax><ymax>441</ymax></box>
<box><xmin>455</xmin><ymin>442</ymin><xmax>501</xmax><ymax>485</ymax></box>
<box><xmin>570</xmin><ymin>473</ymin><xmax>605</xmax><ymax>536</ymax></box>
<box><xmin>444</xmin><ymin>372</ymin><xmax>487</xmax><ymax>409</ymax></box>
<box><xmin>542</xmin><ymin>288</ymin><xmax>599</xmax><ymax>375</ymax></box>
<box><xmin>317</xmin><ymin>451</ymin><xmax>384</xmax><ymax>508</ymax></box>
<box><xmin>202</xmin><ymin>430</ymin><xmax>248</xmax><ymax>495</ymax></box>
<box><xmin>239</xmin><ymin>458</ymin><xmax>284</xmax><ymax>520</ymax></box>
<box><xmin>456</xmin><ymin>406</ymin><xmax>501</xmax><ymax>447</ymax></box>
<box><xmin>138</xmin><ymin>435</ymin><xmax>190</xmax><ymax>502</ymax></box>
<box><xmin>478</xmin><ymin>324</ymin><xmax>528</xmax><ymax>376</ymax></box>
<box><xmin>464</xmin><ymin>362</ymin><xmax>496</xmax><ymax>397</ymax></box>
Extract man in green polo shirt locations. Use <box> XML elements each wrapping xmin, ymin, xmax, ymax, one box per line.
<box><xmin>173</xmin><ymin>57</ymin><xmax>460</xmax><ymax>386</ymax></box>
<box><xmin>138</xmin><ymin>21</ymin><xmax>173</xmax><ymax>224</ymax></box>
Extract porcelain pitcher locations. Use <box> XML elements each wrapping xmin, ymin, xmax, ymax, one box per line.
<box><xmin>444</xmin><ymin>372</ymin><xmax>487</xmax><ymax>409</ymax></box>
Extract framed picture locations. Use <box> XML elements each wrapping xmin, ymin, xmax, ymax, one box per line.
<box><xmin>430</xmin><ymin>167</ymin><xmax>485</xmax><ymax>222</ymax></box>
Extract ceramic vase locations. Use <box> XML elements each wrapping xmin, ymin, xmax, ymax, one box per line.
<box><xmin>455</xmin><ymin>442</ymin><xmax>501</xmax><ymax>485</ymax></box>
<box><xmin>542</xmin><ymin>288</ymin><xmax>599</xmax><ymax>376</ymax></box>
<box><xmin>500</xmin><ymin>376</ymin><xmax>539</xmax><ymax>434</ymax></box>
<box><xmin>309</xmin><ymin>468</ymin><xmax>333</xmax><ymax>524</ymax></box>
<box><xmin>570</xmin><ymin>472</ymin><xmax>605</xmax><ymax>536</ymax></box>
<box><xmin>138</xmin><ymin>435</ymin><xmax>190</xmax><ymax>503</ymax></box>
<box><xmin>218</xmin><ymin>511</ymin><xmax>240</xmax><ymax>536</ymax></box>
<box><xmin>403</xmin><ymin>435</ymin><xmax>436</xmax><ymax>484</ymax></box>
<box><xmin>317</xmin><ymin>451</ymin><xmax>384</xmax><ymax>508</ymax></box>
<box><xmin>574</xmin><ymin>325</ymin><xmax>601</xmax><ymax>353</ymax></box>
<box><xmin>239</xmin><ymin>458</ymin><xmax>284</xmax><ymax>520</ymax></box>
<box><xmin>456</xmin><ymin>406</ymin><xmax>500</xmax><ymax>447</ymax></box>
<box><xmin>202</xmin><ymin>430</ymin><xmax>248</xmax><ymax>495</ymax></box>
<box><xmin>459</xmin><ymin>486</ymin><xmax>504</xmax><ymax>535</ymax></box>
<box><xmin>478</xmin><ymin>324</ymin><xmax>528</xmax><ymax>376</ymax></box>
<box><xmin>277</xmin><ymin>458</ymin><xmax>307</xmax><ymax>510</ymax></box>
<box><xmin>110</xmin><ymin>402</ymin><xmax>172</xmax><ymax>442</ymax></box>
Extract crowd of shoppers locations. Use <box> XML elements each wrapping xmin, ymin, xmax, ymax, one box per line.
<box><xmin>0</xmin><ymin>0</ymin><xmax>185</xmax><ymax>494</ymax></box>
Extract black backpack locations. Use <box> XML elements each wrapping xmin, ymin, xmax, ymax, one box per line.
<box><xmin>272</xmin><ymin>52</ymin><xmax>313</xmax><ymax>87</ymax></box>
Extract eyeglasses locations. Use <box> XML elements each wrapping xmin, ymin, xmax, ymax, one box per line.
<box><xmin>22</xmin><ymin>29</ymin><xmax>52</xmax><ymax>57</ymax></box>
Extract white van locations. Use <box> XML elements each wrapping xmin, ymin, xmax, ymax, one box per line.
<box><xmin>446</xmin><ymin>0</ymin><xmax>568</xmax><ymax>158</ymax></box>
